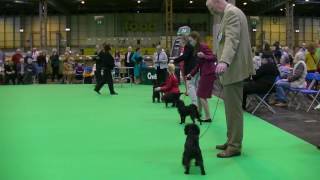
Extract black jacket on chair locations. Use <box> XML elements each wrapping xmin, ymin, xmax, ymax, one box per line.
<box><xmin>252</xmin><ymin>62</ymin><xmax>279</xmax><ymax>86</ymax></box>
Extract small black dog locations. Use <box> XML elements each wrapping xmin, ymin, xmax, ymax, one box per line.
<box><xmin>176</xmin><ymin>99</ymin><xmax>201</xmax><ymax>125</ymax></box>
<box><xmin>162</xmin><ymin>93</ymin><xmax>182</xmax><ymax>108</ymax></box>
<box><xmin>152</xmin><ymin>81</ymin><xmax>161</xmax><ymax>103</ymax></box>
<box><xmin>183</xmin><ymin>124</ymin><xmax>206</xmax><ymax>175</ymax></box>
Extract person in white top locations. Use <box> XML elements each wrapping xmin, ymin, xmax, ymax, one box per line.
<box><xmin>153</xmin><ymin>45</ymin><xmax>168</xmax><ymax>84</ymax></box>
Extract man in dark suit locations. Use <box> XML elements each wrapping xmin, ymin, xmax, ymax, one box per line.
<box><xmin>124</xmin><ymin>46</ymin><xmax>134</xmax><ymax>83</ymax></box>
<box><xmin>94</xmin><ymin>44</ymin><xmax>117</xmax><ymax>95</ymax></box>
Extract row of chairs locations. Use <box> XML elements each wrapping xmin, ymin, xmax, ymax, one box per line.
<box><xmin>247</xmin><ymin>73</ymin><xmax>320</xmax><ymax>114</ymax></box>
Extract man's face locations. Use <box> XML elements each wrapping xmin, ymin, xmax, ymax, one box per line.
<box><xmin>206</xmin><ymin>0</ymin><xmax>221</xmax><ymax>15</ymax></box>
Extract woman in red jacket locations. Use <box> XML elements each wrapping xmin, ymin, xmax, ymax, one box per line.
<box><xmin>155</xmin><ymin>63</ymin><xmax>180</xmax><ymax>101</ymax></box>
<box><xmin>186</xmin><ymin>31</ymin><xmax>217</xmax><ymax>122</ymax></box>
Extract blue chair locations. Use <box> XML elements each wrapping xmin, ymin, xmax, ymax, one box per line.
<box><xmin>289</xmin><ymin>73</ymin><xmax>320</xmax><ymax>111</ymax></box>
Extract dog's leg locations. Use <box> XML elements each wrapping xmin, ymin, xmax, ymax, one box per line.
<box><xmin>196</xmin><ymin>154</ymin><xmax>205</xmax><ymax>175</ymax></box>
<box><xmin>200</xmin><ymin>164</ymin><xmax>206</xmax><ymax>175</ymax></box>
<box><xmin>184</xmin><ymin>165</ymin><xmax>190</xmax><ymax>175</ymax></box>
<box><xmin>180</xmin><ymin>116</ymin><xmax>185</xmax><ymax>124</ymax></box>
<box><xmin>190</xmin><ymin>116</ymin><xmax>195</xmax><ymax>124</ymax></box>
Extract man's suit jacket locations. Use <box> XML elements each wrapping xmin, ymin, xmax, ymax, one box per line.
<box><xmin>124</xmin><ymin>52</ymin><xmax>134</xmax><ymax>67</ymax></box>
<box><xmin>216</xmin><ymin>3</ymin><xmax>254</xmax><ymax>86</ymax></box>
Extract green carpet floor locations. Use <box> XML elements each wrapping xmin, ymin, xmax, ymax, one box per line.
<box><xmin>0</xmin><ymin>84</ymin><xmax>319</xmax><ymax>180</ymax></box>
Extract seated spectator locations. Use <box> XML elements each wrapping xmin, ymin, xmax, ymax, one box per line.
<box><xmin>37</xmin><ymin>51</ymin><xmax>47</xmax><ymax>73</ymax></box>
<box><xmin>83</xmin><ymin>66</ymin><xmax>94</xmax><ymax>84</ymax></box>
<box><xmin>272</xmin><ymin>50</ymin><xmax>307</xmax><ymax>107</ymax></box>
<box><xmin>24</xmin><ymin>51</ymin><xmax>32</xmax><ymax>63</ymax></box>
<box><xmin>23</xmin><ymin>58</ymin><xmax>36</xmax><ymax>84</ymax></box>
<box><xmin>243</xmin><ymin>58</ymin><xmax>279</xmax><ymax>110</ymax></box>
<box><xmin>0</xmin><ymin>62</ymin><xmax>4</xmax><ymax>85</ymax></box>
<box><xmin>273</xmin><ymin>41</ymin><xmax>283</xmax><ymax>64</ymax></box>
<box><xmin>17</xmin><ymin>58</ymin><xmax>26</xmax><ymax>84</ymax></box>
<box><xmin>262</xmin><ymin>42</ymin><xmax>274</xmax><ymax>60</ymax></box>
<box><xmin>252</xmin><ymin>51</ymin><xmax>262</xmax><ymax>71</ymax></box>
<box><xmin>278</xmin><ymin>54</ymin><xmax>292</xmax><ymax>79</ymax></box>
<box><xmin>154</xmin><ymin>63</ymin><xmax>180</xmax><ymax>102</ymax></box>
<box><xmin>75</xmin><ymin>63</ymin><xmax>84</xmax><ymax>81</ymax></box>
<box><xmin>4</xmin><ymin>60</ymin><xmax>16</xmax><ymax>85</ymax></box>
<box><xmin>12</xmin><ymin>49</ymin><xmax>23</xmax><ymax>68</ymax></box>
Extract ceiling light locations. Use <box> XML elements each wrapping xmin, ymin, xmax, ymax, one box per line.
<box><xmin>305</xmin><ymin>0</ymin><xmax>309</xmax><ymax>2</ymax></box>
<box><xmin>19</xmin><ymin>28</ymin><xmax>24</xmax><ymax>33</ymax></box>
<box><xmin>189</xmin><ymin>0</ymin><xmax>193</xmax><ymax>4</ymax></box>
<box><xmin>137</xmin><ymin>0</ymin><xmax>141</xmax><ymax>4</ymax></box>
<box><xmin>292</xmin><ymin>4</ymin><xmax>295</xmax><ymax>7</ymax></box>
<box><xmin>14</xmin><ymin>0</ymin><xmax>24</xmax><ymax>3</ymax></box>
<box><xmin>65</xmin><ymin>28</ymin><xmax>71</xmax><ymax>32</ymax></box>
<box><xmin>252</xmin><ymin>28</ymin><xmax>257</xmax><ymax>32</ymax></box>
<box><xmin>295</xmin><ymin>29</ymin><xmax>300</xmax><ymax>33</ymax></box>
<box><xmin>80</xmin><ymin>0</ymin><xmax>85</xmax><ymax>4</ymax></box>
<box><xmin>243</xmin><ymin>2</ymin><xmax>247</xmax><ymax>6</ymax></box>
<box><xmin>280</xmin><ymin>8</ymin><xmax>283</xmax><ymax>11</ymax></box>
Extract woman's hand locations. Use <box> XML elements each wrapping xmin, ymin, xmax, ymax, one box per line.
<box><xmin>186</xmin><ymin>74</ymin><xmax>192</xmax><ymax>80</ymax></box>
<box><xmin>197</xmin><ymin>52</ymin><xmax>205</xmax><ymax>58</ymax></box>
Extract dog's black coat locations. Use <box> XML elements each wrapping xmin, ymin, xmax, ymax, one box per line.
<box><xmin>162</xmin><ymin>92</ymin><xmax>182</xmax><ymax>108</ymax></box>
<box><xmin>152</xmin><ymin>81</ymin><xmax>161</xmax><ymax>103</ymax></box>
<box><xmin>176</xmin><ymin>99</ymin><xmax>201</xmax><ymax>125</ymax></box>
<box><xmin>182</xmin><ymin>124</ymin><xmax>205</xmax><ymax>175</ymax></box>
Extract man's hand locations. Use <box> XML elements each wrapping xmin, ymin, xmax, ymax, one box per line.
<box><xmin>216</xmin><ymin>62</ymin><xmax>228</xmax><ymax>75</ymax></box>
<box><xmin>154</xmin><ymin>87</ymin><xmax>161</xmax><ymax>91</ymax></box>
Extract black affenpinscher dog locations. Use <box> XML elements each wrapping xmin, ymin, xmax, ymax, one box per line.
<box><xmin>183</xmin><ymin>124</ymin><xmax>206</xmax><ymax>175</ymax></box>
<box><xmin>176</xmin><ymin>99</ymin><xmax>201</xmax><ymax>125</ymax></box>
<box><xmin>162</xmin><ymin>92</ymin><xmax>183</xmax><ymax>108</ymax></box>
<box><xmin>152</xmin><ymin>80</ymin><xmax>161</xmax><ymax>103</ymax></box>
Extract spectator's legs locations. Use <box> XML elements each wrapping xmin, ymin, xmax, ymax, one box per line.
<box><xmin>275</xmin><ymin>80</ymin><xmax>290</xmax><ymax>103</ymax></box>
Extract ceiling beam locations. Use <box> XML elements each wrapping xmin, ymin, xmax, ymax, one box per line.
<box><xmin>257</xmin><ymin>0</ymin><xmax>288</xmax><ymax>15</ymax></box>
<box><xmin>47</xmin><ymin>0</ymin><xmax>69</xmax><ymax>14</ymax></box>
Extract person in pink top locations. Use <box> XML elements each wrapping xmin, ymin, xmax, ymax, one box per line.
<box><xmin>186</xmin><ymin>31</ymin><xmax>217</xmax><ymax>122</ymax></box>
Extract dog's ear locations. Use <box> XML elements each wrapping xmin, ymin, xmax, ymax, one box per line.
<box><xmin>194</xmin><ymin>124</ymin><xmax>200</xmax><ymax>135</ymax></box>
<box><xmin>188</xmin><ymin>124</ymin><xmax>200</xmax><ymax>135</ymax></box>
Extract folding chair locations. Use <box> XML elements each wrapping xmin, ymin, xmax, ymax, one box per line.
<box><xmin>246</xmin><ymin>77</ymin><xmax>279</xmax><ymax>115</ymax></box>
<box><xmin>305</xmin><ymin>73</ymin><xmax>320</xmax><ymax>112</ymax></box>
<box><xmin>249</xmin><ymin>82</ymin><xmax>277</xmax><ymax>115</ymax></box>
<box><xmin>113</xmin><ymin>67</ymin><xmax>133</xmax><ymax>88</ymax></box>
<box><xmin>289</xmin><ymin>73</ymin><xmax>320</xmax><ymax>111</ymax></box>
